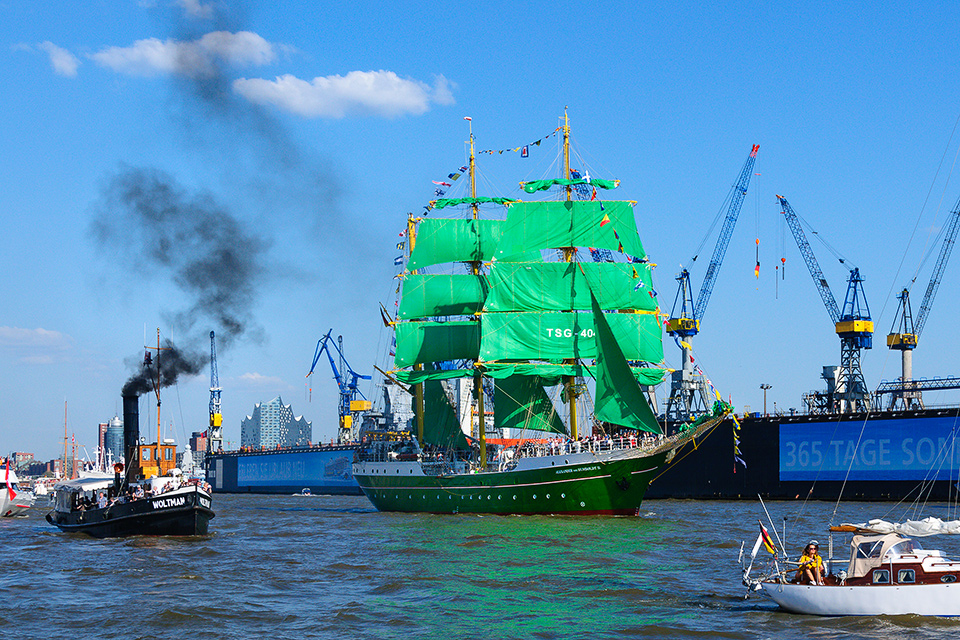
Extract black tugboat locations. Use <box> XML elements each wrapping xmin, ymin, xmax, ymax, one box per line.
<box><xmin>46</xmin><ymin>339</ymin><xmax>215</xmax><ymax>537</ymax></box>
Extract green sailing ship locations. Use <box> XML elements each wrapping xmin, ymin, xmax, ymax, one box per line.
<box><xmin>355</xmin><ymin>113</ymin><xmax>731</xmax><ymax>515</ymax></box>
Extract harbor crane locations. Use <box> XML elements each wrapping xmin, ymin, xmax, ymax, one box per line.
<box><xmin>208</xmin><ymin>330</ymin><xmax>223</xmax><ymax>455</ymax></box>
<box><xmin>884</xmin><ymin>193</ymin><xmax>960</xmax><ymax>409</ymax></box>
<box><xmin>663</xmin><ymin>145</ymin><xmax>760</xmax><ymax>420</ymax></box>
<box><xmin>777</xmin><ymin>195</ymin><xmax>873</xmax><ymax>414</ymax></box>
<box><xmin>307</xmin><ymin>330</ymin><xmax>371</xmax><ymax>444</ymax></box>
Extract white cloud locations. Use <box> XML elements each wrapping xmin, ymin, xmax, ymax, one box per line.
<box><xmin>432</xmin><ymin>74</ymin><xmax>455</xmax><ymax>106</ymax></box>
<box><xmin>233</xmin><ymin>372</ymin><xmax>286</xmax><ymax>388</ymax></box>
<box><xmin>233</xmin><ymin>70</ymin><xmax>455</xmax><ymax>118</ymax></box>
<box><xmin>0</xmin><ymin>326</ymin><xmax>71</xmax><ymax>350</ymax></box>
<box><xmin>177</xmin><ymin>0</ymin><xmax>214</xmax><ymax>19</ymax></box>
<box><xmin>38</xmin><ymin>41</ymin><xmax>80</xmax><ymax>77</ymax></box>
<box><xmin>90</xmin><ymin>31</ymin><xmax>276</xmax><ymax>77</ymax></box>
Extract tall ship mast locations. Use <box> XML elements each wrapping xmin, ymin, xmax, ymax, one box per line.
<box><xmin>354</xmin><ymin>113</ymin><xmax>731</xmax><ymax>515</ymax></box>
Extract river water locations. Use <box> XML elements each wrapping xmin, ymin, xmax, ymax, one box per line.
<box><xmin>4</xmin><ymin>495</ymin><xmax>960</xmax><ymax>639</ymax></box>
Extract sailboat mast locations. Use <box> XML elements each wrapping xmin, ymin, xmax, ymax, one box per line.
<box><xmin>561</xmin><ymin>109</ymin><xmax>579</xmax><ymax>440</ymax></box>
<box><xmin>466</xmin><ymin>117</ymin><xmax>487</xmax><ymax>469</ymax></box>
<box><xmin>408</xmin><ymin>214</ymin><xmax>425</xmax><ymax>445</ymax></box>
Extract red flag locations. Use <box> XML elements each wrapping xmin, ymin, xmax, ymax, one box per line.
<box><xmin>599</xmin><ymin>213</ymin><xmax>611</xmax><ymax>227</ymax></box>
<box><xmin>591</xmin><ymin>188</ymin><xmax>597</xmax><ymax>201</ymax></box>
<box><xmin>5</xmin><ymin>459</ymin><xmax>16</xmax><ymax>501</ymax></box>
<box><xmin>754</xmin><ymin>262</ymin><xmax>760</xmax><ymax>278</ymax></box>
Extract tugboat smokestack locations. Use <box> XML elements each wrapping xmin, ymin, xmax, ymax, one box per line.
<box><xmin>122</xmin><ymin>392</ymin><xmax>139</xmax><ymax>483</ymax></box>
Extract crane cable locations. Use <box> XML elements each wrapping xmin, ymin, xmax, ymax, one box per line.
<box><xmin>876</xmin><ymin>109</ymin><xmax>960</xmax><ymax>324</ymax></box>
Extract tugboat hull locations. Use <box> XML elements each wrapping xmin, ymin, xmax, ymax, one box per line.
<box><xmin>46</xmin><ymin>486</ymin><xmax>214</xmax><ymax>538</ymax></box>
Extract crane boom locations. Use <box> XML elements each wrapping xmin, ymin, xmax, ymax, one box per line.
<box><xmin>307</xmin><ymin>330</ymin><xmax>372</xmax><ymax>443</ymax></box>
<box><xmin>662</xmin><ymin>144</ymin><xmax>758</xmax><ymax>422</ymax></box>
<box><xmin>777</xmin><ymin>195</ymin><xmax>841</xmax><ymax>324</ymax></box>
<box><xmin>694</xmin><ymin>144</ymin><xmax>760</xmax><ymax>320</ymax></box>
<box><xmin>915</xmin><ymin>193</ymin><xmax>960</xmax><ymax>337</ymax></box>
<box><xmin>666</xmin><ymin>144</ymin><xmax>760</xmax><ymax>338</ymax></box>
<box><xmin>778</xmin><ymin>195</ymin><xmax>872</xmax><ymax>414</ymax></box>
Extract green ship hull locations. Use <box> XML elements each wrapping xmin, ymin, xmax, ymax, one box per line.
<box><xmin>354</xmin><ymin>450</ymin><xmax>670</xmax><ymax>515</ymax></box>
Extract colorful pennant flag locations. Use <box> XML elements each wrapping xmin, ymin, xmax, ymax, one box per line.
<box><xmin>478</xmin><ymin>127</ymin><xmax>561</xmax><ymax>155</ymax></box>
<box><xmin>432</xmin><ymin>181</ymin><xmax>452</xmax><ymax>187</ymax></box>
<box><xmin>599</xmin><ymin>214</ymin><xmax>611</xmax><ymax>227</ymax></box>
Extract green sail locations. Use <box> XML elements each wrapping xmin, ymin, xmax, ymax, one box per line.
<box><xmin>433</xmin><ymin>197</ymin><xmax>515</xmax><ymax>209</ymax></box>
<box><xmin>395</xmin><ymin>368</ymin><xmax>475</xmax><ymax>385</ymax></box>
<box><xmin>493</xmin><ymin>201</ymin><xmax>646</xmax><ymax>260</ymax></box>
<box><xmin>482</xmin><ymin>362</ymin><xmax>666</xmax><ymax>386</ymax></box>
<box><xmin>418</xmin><ymin>373</ymin><xmax>470</xmax><ymax>449</ymax></box>
<box><xmin>589</xmin><ymin>291</ymin><xmax>662</xmax><ymax>434</ymax></box>
<box><xmin>494</xmin><ymin>375</ymin><xmax>566</xmax><ymax>435</ymax></box>
<box><xmin>484</xmin><ymin>261</ymin><xmax>656</xmax><ymax>313</ymax></box>
<box><xmin>520</xmin><ymin>178</ymin><xmax>619</xmax><ymax>193</ymax></box>
<box><xmin>479</xmin><ymin>311</ymin><xmax>663</xmax><ymax>362</ymax></box>
<box><xmin>394</xmin><ymin>321</ymin><xmax>480</xmax><ymax>368</ymax></box>
<box><xmin>398</xmin><ymin>274</ymin><xmax>489</xmax><ymax>319</ymax></box>
<box><xmin>408</xmin><ymin>218</ymin><xmax>504</xmax><ymax>270</ymax></box>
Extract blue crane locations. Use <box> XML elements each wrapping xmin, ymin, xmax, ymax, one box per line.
<box><xmin>777</xmin><ymin>195</ymin><xmax>873</xmax><ymax>413</ymax></box>
<box><xmin>886</xmin><ymin>192</ymin><xmax>960</xmax><ymax>408</ymax></box>
<box><xmin>663</xmin><ymin>145</ymin><xmax>758</xmax><ymax>421</ymax></box>
<box><xmin>667</xmin><ymin>145</ymin><xmax>760</xmax><ymax>338</ymax></box>
<box><xmin>307</xmin><ymin>330</ymin><xmax>372</xmax><ymax>443</ymax></box>
<box><xmin>208</xmin><ymin>330</ymin><xmax>223</xmax><ymax>455</ymax></box>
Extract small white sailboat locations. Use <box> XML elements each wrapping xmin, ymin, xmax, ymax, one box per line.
<box><xmin>743</xmin><ymin>524</ymin><xmax>960</xmax><ymax>616</ymax></box>
<box><xmin>1</xmin><ymin>460</ymin><xmax>35</xmax><ymax>517</ymax></box>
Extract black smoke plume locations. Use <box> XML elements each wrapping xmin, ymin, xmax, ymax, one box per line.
<box><xmin>121</xmin><ymin>339</ymin><xmax>206</xmax><ymax>397</ymax></box>
<box><xmin>92</xmin><ymin>166</ymin><xmax>267</xmax><ymax>392</ymax></box>
<box><xmin>95</xmin><ymin>3</ymin><xmax>342</xmax><ymax>394</ymax></box>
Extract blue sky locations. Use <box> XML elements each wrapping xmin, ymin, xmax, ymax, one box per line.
<box><xmin>4</xmin><ymin>0</ymin><xmax>960</xmax><ymax>461</ymax></box>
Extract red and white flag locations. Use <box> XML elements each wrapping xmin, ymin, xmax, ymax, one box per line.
<box><xmin>5</xmin><ymin>459</ymin><xmax>16</xmax><ymax>501</ymax></box>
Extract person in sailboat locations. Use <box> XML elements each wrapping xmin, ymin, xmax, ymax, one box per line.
<box><xmin>795</xmin><ymin>540</ymin><xmax>824</xmax><ymax>585</ymax></box>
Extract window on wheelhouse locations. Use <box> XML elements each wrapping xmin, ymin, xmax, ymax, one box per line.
<box><xmin>857</xmin><ymin>540</ymin><xmax>886</xmax><ymax>558</ymax></box>
<box><xmin>872</xmin><ymin>569</ymin><xmax>890</xmax><ymax>584</ymax></box>
<box><xmin>887</xmin><ymin>540</ymin><xmax>918</xmax><ymax>556</ymax></box>
<box><xmin>898</xmin><ymin>569</ymin><xmax>916</xmax><ymax>584</ymax></box>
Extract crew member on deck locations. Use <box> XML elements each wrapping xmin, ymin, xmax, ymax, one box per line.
<box><xmin>796</xmin><ymin>540</ymin><xmax>824</xmax><ymax>585</ymax></box>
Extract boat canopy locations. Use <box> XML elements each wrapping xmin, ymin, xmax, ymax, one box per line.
<box><xmin>53</xmin><ymin>477</ymin><xmax>114</xmax><ymax>493</ymax></box>
<box><xmin>52</xmin><ymin>477</ymin><xmax>115</xmax><ymax>512</ymax></box>
<box><xmin>847</xmin><ymin>533</ymin><xmax>915</xmax><ymax>578</ymax></box>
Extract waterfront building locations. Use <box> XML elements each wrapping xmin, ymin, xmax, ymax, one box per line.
<box><xmin>240</xmin><ymin>396</ymin><xmax>311</xmax><ymax>449</ymax></box>
<box><xmin>104</xmin><ymin>416</ymin><xmax>124</xmax><ymax>464</ymax></box>
<box><xmin>190</xmin><ymin>430</ymin><xmax>208</xmax><ymax>466</ymax></box>
<box><xmin>12</xmin><ymin>452</ymin><xmax>34</xmax><ymax>470</ymax></box>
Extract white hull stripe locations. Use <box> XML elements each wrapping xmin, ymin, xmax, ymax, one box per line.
<box><xmin>358</xmin><ymin>473</ymin><xmax>619</xmax><ymax>492</ymax></box>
